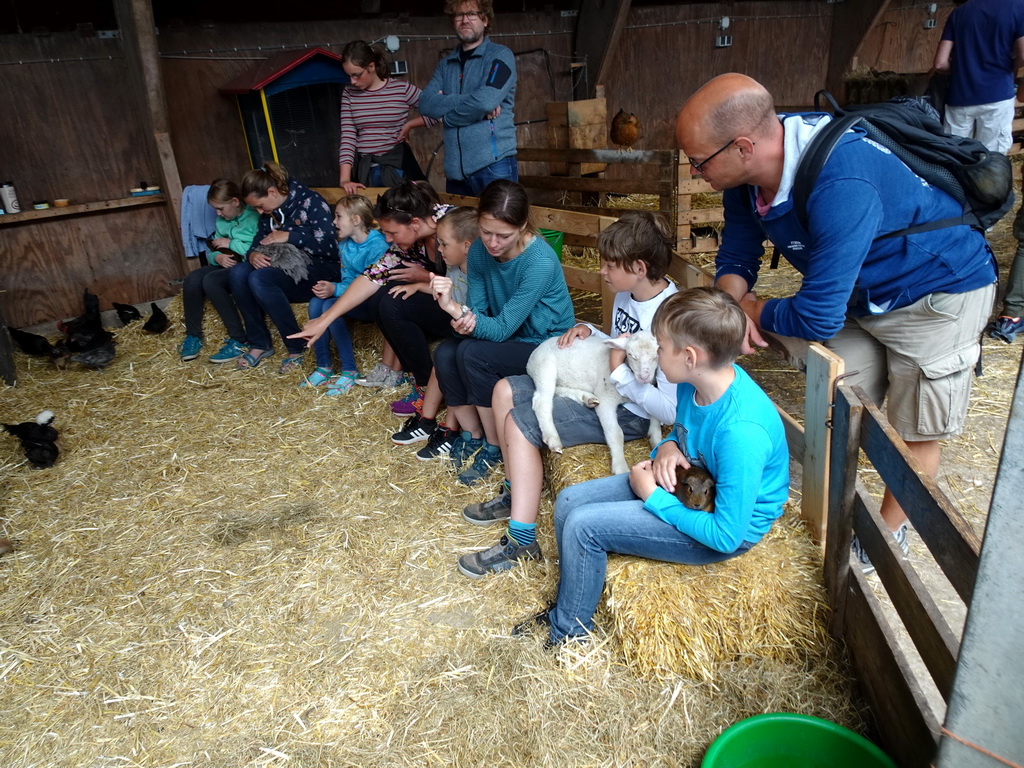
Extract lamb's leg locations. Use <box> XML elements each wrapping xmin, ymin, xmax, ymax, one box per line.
<box><xmin>594</xmin><ymin>398</ymin><xmax>629</xmax><ymax>474</ymax></box>
<box><xmin>646</xmin><ymin>417</ymin><xmax>662</xmax><ymax>448</ymax></box>
<box><xmin>531</xmin><ymin>371</ymin><xmax>564</xmax><ymax>453</ymax></box>
<box><xmin>553</xmin><ymin>386</ymin><xmax>600</xmax><ymax>408</ymax></box>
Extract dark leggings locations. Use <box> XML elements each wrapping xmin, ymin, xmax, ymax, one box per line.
<box><xmin>434</xmin><ymin>337</ymin><xmax>537</xmax><ymax>407</ymax></box>
<box><xmin>182</xmin><ymin>264</ymin><xmax>246</xmax><ymax>342</ymax></box>
<box><xmin>377</xmin><ymin>286</ymin><xmax>455</xmax><ymax>387</ymax></box>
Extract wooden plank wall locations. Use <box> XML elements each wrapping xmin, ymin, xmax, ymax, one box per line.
<box><xmin>0</xmin><ymin>2</ymin><xmax>953</xmax><ymax>326</ymax></box>
<box><xmin>856</xmin><ymin>3</ymin><xmax>954</xmax><ymax>77</ymax></box>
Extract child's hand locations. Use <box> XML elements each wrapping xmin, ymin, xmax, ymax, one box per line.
<box><xmin>652</xmin><ymin>441</ymin><xmax>689</xmax><ymax>493</ymax></box>
<box><xmin>628</xmin><ymin>460</ymin><xmax>658</xmax><ymax>500</ymax></box>
<box><xmin>249</xmin><ymin>251</ymin><xmax>272</xmax><ymax>269</ymax></box>
<box><xmin>312</xmin><ymin>281</ymin><xmax>335</xmax><ymax>299</ymax></box>
<box><xmin>287</xmin><ymin>317</ymin><xmax>328</xmax><ymax>348</ymax></box>
<box><xmin>557</xmin><ymin>324</ymin><xmax>591</xmax><ymax>349</ymax></box>
<box><xmin>214</xmin><ymin>253</ymin><xmax>237</xmax><ymax>269</ymax></box>
<box><xmin>430</xmin><ymin>274</ymin><xmax>454</xmax><ymax>311</ymax></box>
<box><xmin>260</xmin><ymin>230</ymin><xmax>290</xmax><ymax>246</ymax></box>
<box><xmin>211</xmin><ymin>237</ymin><xmax>231</xmax><ymax>250</ymax></box>
<box><xmin>390</xmin><ymin>261</ymin><xmax>430</xmax><ymax>284</ymax></box>
<box><xmin>341</xmin><ymin>181</ymin><xmax>366</xmax><ymax>195</ymax></box>
<box><xmin>388</xmin><ymin>283</ymin><xmax>421</xmax><ymax>300</ymax></box>
<box><xmin>609</xmin><ymin>333</ymin><xmax>628</xmax><ymax>370</ymax></box>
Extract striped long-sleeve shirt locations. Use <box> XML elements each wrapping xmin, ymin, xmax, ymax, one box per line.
<box><xmin>338</xmin><ymin>79</ymin><xmax>436</xmax><ymax>167</ymax></box>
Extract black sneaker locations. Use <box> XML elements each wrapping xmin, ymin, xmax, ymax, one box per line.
<box><xmin>391</xmin><ymin>415</ymin><xmax>435</xmax><ymax>445</ymax></box>
<box><xmin>457</xmin><ymin>534</ymin><xmax>542</xmax><ymax>579</ymax></box>
<box><xmin>416</xmin><ymin>426</ymin><xmax>458</xmax><ymax>461</ymax></box>
<box><xmin>512</xmin><ymin>605</ymin><xmax>553</xmax><ymax>636</ymax></box>
<box><xmin>462</xmin><ymin>490</ymin><xmax>512</xmax><ymax>526</ymax></box>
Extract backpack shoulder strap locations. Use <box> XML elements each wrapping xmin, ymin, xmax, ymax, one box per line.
<box><xmin>792</xmin><ymin>113</ymin><xmax>863</xmax><ymax>231</ymax></box>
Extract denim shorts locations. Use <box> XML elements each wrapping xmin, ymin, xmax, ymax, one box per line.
<box><xmin>506</xmin><ymin>374</ymin><xmax>653</xmax><ymax>450</ymax></box>
<box><xmin>825</xmin><ymin>283</ymin><xmax>995</xmax><ymax>441</ymax></box>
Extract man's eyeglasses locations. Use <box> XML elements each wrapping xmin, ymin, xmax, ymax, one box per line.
<box><xmin>691</xmin><ymin>138</ymin><xmax>736</xmax><ymax>176</ymax></box>
<box><xmin>451</xmin><ymin>11</ymin><xmax>481</xmax><ymax>20</ymax></box>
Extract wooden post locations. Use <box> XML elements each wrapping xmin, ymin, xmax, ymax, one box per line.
<box><xmin>117</xmin><ymin>0</ymin><xmax>186</xmax><ymax>270</ymax></box>
<box><xmin>572</xmin><ymin>0</ymin><xmax>633</xmax><ymax>101</ymax></box>
<box><xmin>802</xmin><ymin>342</ymin><xmax>845</xmax><ymax>545</ymax></box>
<box><xmin>824</xmin><ymin>0</ymin><xmax>892</xmax><ymax>100</ymax></box>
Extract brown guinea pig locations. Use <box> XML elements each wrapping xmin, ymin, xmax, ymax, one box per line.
<box><xmin>672</xmin><ymin>465</ymin><xmax>716</xmax><ymax>512</ymax></box>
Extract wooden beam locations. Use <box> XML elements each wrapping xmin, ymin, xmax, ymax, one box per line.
<box><xmin>117</xmin><ymin>0</ymin><xmax>186</xmax><ymax>270</ymax></box>
<box><xmin>825</xmin><ymin>0</ymin><xmax>892</xmax><ymax>100</ymax></box>
<box><xmin>517</xmin><ymin>147</ymin><xmax>674</xmax><ymax>165</ymax></box>
<box><xmin>572</xmin><ymin>0</ymin><xmax>633</xmax><ymax>100</ymax></box>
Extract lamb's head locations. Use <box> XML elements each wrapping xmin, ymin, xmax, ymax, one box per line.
<box><xmin>605</xmin><ymin>331</ymin><xmax>659</xmax><ymax>384</ymax></box>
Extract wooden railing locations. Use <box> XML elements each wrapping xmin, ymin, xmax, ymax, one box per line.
<box><xmin>826</xmin><ymin>385</ymin><xmax>982</xmax><ymax>768</ymax></box>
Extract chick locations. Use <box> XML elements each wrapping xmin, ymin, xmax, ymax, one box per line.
<box><xmin>59</xmin><ymin>289</ymin><xmax>111</xmax><ymax>352</ymax></box>
<box><xmin>610</xmin><ymin>109</ymin><xmax>642</xmax><ymax>151</ymax></box>
<box><xmin>113</xmin><ymin>302</ymin><xmax>143</xmax><ymax>326</ymax></box>
<box><xmin>142</xmin><ymin>303</ymin><xmax>169</xmax><ymax>334</ymax></box>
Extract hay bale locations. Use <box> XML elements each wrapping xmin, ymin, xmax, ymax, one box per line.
<box><xmin>605</xmin><ymin>510</ymin><xmax>828</xmax><ymax>680</ymax></box>
<box><xmin>544</xmin><ymin>444</ymin><xmax>826</xmax><ymax>681</ymax></box>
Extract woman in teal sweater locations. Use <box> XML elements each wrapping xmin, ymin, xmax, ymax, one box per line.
<box><xmin>433</xmin><ymin>180</ymin><xmax>574</xmax><ymax>486</ymax></box>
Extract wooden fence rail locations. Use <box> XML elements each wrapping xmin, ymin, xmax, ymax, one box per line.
<box><xmin>826</xmin><ymin>385</ymin><xmax>983</xmax><ymax>768</ymax></box>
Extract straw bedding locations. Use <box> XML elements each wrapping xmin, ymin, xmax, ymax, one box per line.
<box><xmin>1</xmin><ymin>296</ymin><xmax>865</xmax><ymax>767</ymax></box>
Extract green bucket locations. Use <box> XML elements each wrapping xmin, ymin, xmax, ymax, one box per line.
<box><xmin>701</xmin><ymin>713</ymin><xmax>898</xmax><ymax>768</ymax></box>
<box><xmin>539</xmin><ymin>228</ymin><xmax>564</xmax><ymax>261</ymax></box>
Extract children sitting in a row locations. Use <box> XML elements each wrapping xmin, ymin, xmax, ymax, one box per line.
<box><xmin>178</xmin><ymin>172</ymin><xmax>791</xmax><ymax>650</ymax></box>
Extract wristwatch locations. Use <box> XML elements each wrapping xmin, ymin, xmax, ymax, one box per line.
<box><xmin>458</xmin><ymin>304</ymin><xmax>471</xmax><ymax>320</ymax></box>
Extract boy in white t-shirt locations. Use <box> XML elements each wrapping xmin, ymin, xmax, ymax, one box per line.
<box><xmin>457</xmin><ymin>211</ymin><xmax>680</xmax><ymax>578</ymax></box>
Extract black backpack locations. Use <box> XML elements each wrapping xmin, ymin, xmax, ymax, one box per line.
<box><xmin>793</xmin><ymin>90</ymin><xmax>1015</xmax><ymax>240</ymax></box>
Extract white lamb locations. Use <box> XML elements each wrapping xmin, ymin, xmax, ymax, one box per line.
<box><xmin>526</xmin><ymin>330</ymin><xmax>662</xmax><ymax>474</ymax></box>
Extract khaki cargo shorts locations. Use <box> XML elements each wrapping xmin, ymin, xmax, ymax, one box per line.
<box><xmin>825</xmin><ymin>283</ymin><xmax>995</xmax><ymax>442</ymax></box>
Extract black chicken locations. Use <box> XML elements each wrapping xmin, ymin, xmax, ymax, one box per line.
<box><xmin>7</xmin><ymin>327</ymin><xmax>55</xmax><ymax>357</ymax></box>
<box><xmin>3</xmin><ymin>410</ymin><xmax>60</xmax><ymax>469</ymax></box>
<box><xmin>143</xmin><ymin>303</ymin><xmax>169</xmax><ymax>334</ymax></box>
<box><xmin>58</xmin><ymin>290</ymin><xmax>111</xmax><ymax>352</ymax></box>
<box><xmin>113</xmin><ymin>302</ymin><xmax>143</xmax><ymax>326</ymax></box>
<box><xmin>70</xmin><ymin>339</ymin><xmax>116</xmax><ymax>369</ymax></box>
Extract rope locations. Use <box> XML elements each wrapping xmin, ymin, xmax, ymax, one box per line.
<box><xmin>935</xmin><ymin>727</ymin><xmax>1024</xmax><ymax>768</ymax></box>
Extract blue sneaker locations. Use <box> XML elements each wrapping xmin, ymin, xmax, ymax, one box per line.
<box><xmin>458</xmin><ymin>445</ymin><xmax>503</xmax><ymax>486</ymax></box>
<box><xmin>178</xmin><ymin>335</ymin><xmax>203</xmax><ymax>361</ymax></box>
<box><xmin>209</xmin><ymin>338</ymin><xmax>248</xmax><ymax>364</ymax></box>
<box><xmin>449</xmin><ymin>432</ymin><xmax>483</xmax><ymax>471</ymax></box>
<box><xmin>990</xmin><ymin>316</ymin><xmax>1024</xmax><ymax>344</ymax></box>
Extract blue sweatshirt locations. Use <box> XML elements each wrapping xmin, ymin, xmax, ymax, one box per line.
<box><xmin>248</xmin><ymin>178</ymin><xmax>337</xmax><ymax>261</ymax></box>
<box><xmin>420</xmin><ymin>37</ymin><xmax>517</xmax><ymax>180</ymax></box>
<box><xmin>645</xmin><ymin>366</ymin><xmax>790</xmax><ymax>554</ymax></box>
<box><xmin>715</xmin><ymin>114</ymin><xmax>996</xmax><ymax>341</ymax></box>
<box><xmin>334</xmin><ymin>230</ymin><xmax>389</xmax><ymax>296</ymax></box>
<box><xmin>465</xmin><ymin>234</ymin><xmax>574</xmax><ymax>344</ymax></box>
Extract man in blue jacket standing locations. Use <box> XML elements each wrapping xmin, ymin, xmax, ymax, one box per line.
<box><xmin>420</xmin><ymin>0</ymin><xmax>518</xmax><ymax>195</ymax></box>
<box><xmin>675</xmin><ymin>73</ymin><xmax>997</xmax><ymax>571</ymax></box>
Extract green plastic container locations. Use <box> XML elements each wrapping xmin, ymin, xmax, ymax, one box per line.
<box><xmin>701</xmin><ymin>713</ymin><xmax>898</xmax><ymax>768</ymax></box>
<box><xmin>539</xmin><ymin>228</ymin><xmax>564</xmax><ymax>261</ymax></box>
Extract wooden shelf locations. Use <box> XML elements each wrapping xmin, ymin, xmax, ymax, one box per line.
<box><xmin>0</xmin><ymin>194</ymin><xmax>166</xmax><ymax>226</ymax></box>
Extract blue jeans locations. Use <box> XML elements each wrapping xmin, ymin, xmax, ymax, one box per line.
<box><xmin>308</xmin><ymin>295</ymin><xmax>376</xmax><ymax>371</ymax></box>
<box><xmin>229</xmin><ymin>258</ymin><xmax>340</xmax><ymax>354</ymax></box>
<box><xmin>445</xmin><ymin>155</ymin><xmax>519</xmax><ymax>197</ymax></box>
<box><xmin>550</xmin><ymin>473</ymin><xmax>753</xmax><ymax>643</ymax></box>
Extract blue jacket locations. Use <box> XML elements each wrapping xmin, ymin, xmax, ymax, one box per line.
<box><xmin>248</xmin><ymin>178</ymin><xmax>337</xmax><ymax>261</ymax></box>
<box><xmin>420</xmin><ymin>37</ymin><xmax>517</xmax><ymax>180</ymax></box>
<box><xmin>716</xmin><ymin>114</ymin><xmax>996</xmax><ymax>341</ymax></box>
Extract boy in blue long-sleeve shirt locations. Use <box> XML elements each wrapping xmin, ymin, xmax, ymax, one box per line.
<box><xmin>517</xmin><ymin>287</ymin><xmax>789</xmax><ymax>647</ymax></box>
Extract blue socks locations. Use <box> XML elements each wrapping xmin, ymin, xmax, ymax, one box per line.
<box><xmin>507</xmin><ymin>519</ymin><xmax>536</xmax><ymax>547</ymax></box>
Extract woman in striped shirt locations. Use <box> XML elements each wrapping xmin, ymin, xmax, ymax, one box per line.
<box><xmin>339</xmin><ymin>41</ymin><xmax>435</xmax><ymax>194</ymax></box>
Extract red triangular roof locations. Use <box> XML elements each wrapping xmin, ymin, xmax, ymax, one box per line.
<box><xmin>219</xmin><ymin>46</ymin><xmax>343</xmax><ymax>94</ymax></box>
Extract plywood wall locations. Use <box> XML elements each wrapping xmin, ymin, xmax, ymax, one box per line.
<box><xmin>0</xmin><ymin>1</ymin><xmax>947</xmax><ymax>327</ymax></box>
